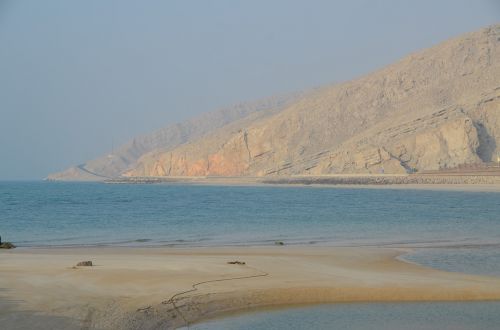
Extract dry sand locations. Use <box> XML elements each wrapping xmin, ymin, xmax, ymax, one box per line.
<box><xmin>1</xmin><ymin>246</ymin><xmax>500</xmax><ymax>329</ymax></box>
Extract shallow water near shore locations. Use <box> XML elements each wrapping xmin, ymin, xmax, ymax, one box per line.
<box><xmin>2</xmin><ymin>181</ymin><xmax>500</xmax><ymax>329</ymax></box>
<box><xmin>403</xmin><ymin>245</ymin><xmax>500</xmax><ymax>276</ymax></box>
<box><xmin>190</xmin><ymin>301</ymin><xmax>500</xmax><ymax>330</ymax></box>
<box><xmin>1</xmin><ymin>181</ymin><xmax>500</xmax><ymax>275</ymax></box>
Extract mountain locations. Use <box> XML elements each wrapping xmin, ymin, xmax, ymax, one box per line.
<box><xmin>47</xmin><ymin>92</ymin><xmax>305</xmax><ymax>180</ymax></box>
<box><xmin>123</xmin><ymin>25</ymin><xmax>500</xmax><ymax>178</ymax></box>
<box><xmin>50</xmin><ymin>25</ymin><xmax>500</xmax><ymax>180</ymax></box>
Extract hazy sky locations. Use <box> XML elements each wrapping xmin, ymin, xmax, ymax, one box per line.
<box><xmin>0</xmin><ymin>0</ymin><xmax>499</xmax><ymax>180</ymax></box>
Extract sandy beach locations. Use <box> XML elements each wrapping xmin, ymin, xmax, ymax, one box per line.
<box><xmin>1</xmin><ymin>246</ymin><xmax>500</xmax><ymax>329</ymax></box>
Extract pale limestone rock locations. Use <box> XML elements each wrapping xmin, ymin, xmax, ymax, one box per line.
<box><xmin>53</xmin><ymin>25</ymin><xmax>500</xmax><ymax>179</ymax></box>
<box><xmin>47</xmin><ymin>93</ymin><xmax>305</xmax><ymax>180</ymax></box>
<box><xmin>124</xmin><ymin>25</ymin><xmax>500</xmax><ymax>177</ymax></box>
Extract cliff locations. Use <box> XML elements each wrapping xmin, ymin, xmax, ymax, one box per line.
<box><xmin>47</xmin><ymin>92</ymin><xmax>304</xmax><ymax>180</ymax></box>
<box><xmin>124</xmin><ymin>25</ymin><xmax>500</xmax><ymax>178</ymax></box>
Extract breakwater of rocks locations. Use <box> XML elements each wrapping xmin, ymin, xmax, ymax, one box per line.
<box><xmin>262</xmin><ymin>175</ymin><xmax>500</xmax><ymax>185</ymax></box>
<box><xmin>105</xmin><ymin>174</ymin><xmax>500</xmax><ymax>186</ymax></box>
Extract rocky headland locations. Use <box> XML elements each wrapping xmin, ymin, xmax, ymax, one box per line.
<box><xmin>49</xmin><ymin>25</ymin><xmax>500</xmax><ymax>181</ymax></box>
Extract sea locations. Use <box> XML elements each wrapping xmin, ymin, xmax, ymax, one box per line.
<box><xmin>1</xmin><ymin>181</ymin><xmax>500</xmax><ymax>329</ymax></box>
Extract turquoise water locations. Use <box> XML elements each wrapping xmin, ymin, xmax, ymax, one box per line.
<box><xmin>1</xmin><ymin>181</ymin><xmax>500</xmax><ymax>275</ymax></box>
<box><xmin>404</xmin><ymin>246</ymin><xmax>500</xmax><ymax>276</ymax></box>
<box><xmin>191</xmin><ymin>302</ymin><xmax>500</xmax><ymax>330</ymax></box>
<box><xmin>2</xmin><ymin>182</ymin><xmax>500</xmax><ymax>329</ymax></box>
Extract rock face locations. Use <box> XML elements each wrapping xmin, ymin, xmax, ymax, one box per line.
<box><xmin>50</xmin><ymin>25</ymin><xmax>500</xmax><ymax>180</ymax></box>
<box><xmin>47</xmin><ymin>92</ymin><xmax>305</xmax><ymax>180</ymax></box>
<box><xmin>124</xmin><ymin>25</ymin><xmax>500</xmax><ymax>177</ymax></box>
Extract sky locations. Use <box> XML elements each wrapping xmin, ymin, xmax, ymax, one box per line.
<box><xmin>0</xmin><ymin>0</ymin><xmax>499</xmax><ymax>180</ymax></box>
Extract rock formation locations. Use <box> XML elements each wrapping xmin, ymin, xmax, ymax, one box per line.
<box><xmin>47</xmin><ymin>92</ymin><xmax>305</xmax><ymax>180</ymax></box>
<box><xmin>124</xmin><ymin>25</ymin><xmax>500</xmax><ymax>177</ymax></box>
<box><xmin>50</xmin><ymin>25</ymin><xmax>500</xmax><ymax>180</ymax></box>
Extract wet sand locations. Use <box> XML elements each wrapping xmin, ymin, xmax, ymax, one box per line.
<box><xmin>1</xmin><ymin>246</ymin><xmax>500</xmax><ymax>329</ymax></box>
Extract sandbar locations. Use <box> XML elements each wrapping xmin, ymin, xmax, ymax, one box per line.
<box><xmin>1</xmin><ymin>246</ymin><xmax>500</xmax><ymax>329</ymax></box>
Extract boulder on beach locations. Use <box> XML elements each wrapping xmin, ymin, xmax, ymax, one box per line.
<box><xmin>76</xmin><ymin>261</ymin><xmax>93</xmax><ymax>267</ymax></box>
<box><xmin>0</xmin><ymin>242</ymin><xmax>16</xmax><ymax>249</ymax></box>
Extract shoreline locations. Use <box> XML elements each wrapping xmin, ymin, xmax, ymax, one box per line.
<box><xmin>1</xmin><ymin>246</ymin><xmax>500</xmax><ymax>329</ymax></box>
<box><xmin>10</xmin><ymin>235</ymin><xmax>500</xmax><ymax>250</ymax></box>
<box><xmin>97</xmin><ymin>175</ymin><xmax>500</xmax><ymax>192</ymax></box>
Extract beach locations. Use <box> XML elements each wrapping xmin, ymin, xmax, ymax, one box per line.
<box><xmin>3</xmin><ymin>5</ymin><xmax>500</xmax><ymax>330</ymax></box>
<box><xmin>2</xmin><ymin>182</ymin><xmax>500</xmax><ymax>329</ymax></box>
<box><xmin>1</xmin><ymin>246</ymin><xmax>500</xmax><ymax>329</ymax></box>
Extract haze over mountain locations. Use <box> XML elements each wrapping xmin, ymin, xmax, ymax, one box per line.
<box><xmin>47</xmin><ymin>93</ymin><xmax>306</xmax><ymax>180</ymax></box>
<box><xmin>49</xmin><ymin>25</ymin><xmax>500</xmax><ymax>180</ymax></box>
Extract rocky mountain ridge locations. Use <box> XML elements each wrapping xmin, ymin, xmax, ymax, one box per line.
<box><xmin>123</xmin><ymin>25</ymin><xmax>500</xmax><ymax>178</ymax></box>
<box><xmin>49</xmin><ymin>25</ymin><xmax>500</xmax><ymax>180</ymax></box>
<box><xmin>47</xmin><ymin>92</ymin><xmax>305</xmax><ymax>180</ymax></box>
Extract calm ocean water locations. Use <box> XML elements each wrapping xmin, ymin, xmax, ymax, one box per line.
<box><xmin>191</xmin><ymin>302</ymin><xmax>500</xmax><ymax>330</ymax></box>
<box><xmin>1</xmin><ymin>181</ymin><xmax>500</xmax><ymax>275</ymax></box>
<box><xmin>2</xmin><ymin>181</ymin><xmax>500</xmax><ymax>329</ymax></box>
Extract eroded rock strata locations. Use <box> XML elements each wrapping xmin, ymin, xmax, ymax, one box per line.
<box><xmin>49</xmin><ymin>25</ymin><xmax>500</xmax><ymax>180</ymax></box>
